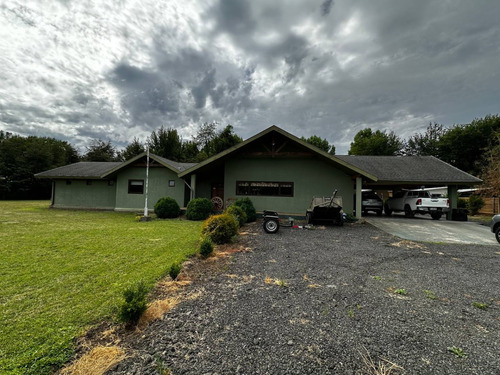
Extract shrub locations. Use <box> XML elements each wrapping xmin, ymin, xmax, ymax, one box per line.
<box><xmin>186</xmin><ymin>198</ymin><xmax>213</xmax><ymax>220</ymax></box>
<box><xmin>202</xmin><ymin>213</ymin><xmax>239</xmax><ymax>244</ymax></box>
<box><xmin>467</xmin><ymin>195</ymin><xmax>485</xmax><ymax>215</ymax></box>
<box><xmin>117</xmin><ymin>280</ymin><xmax>148</xmax><ymax>326</ymax></box>
<box><xmin>232</xmin><ymin>198</ymin><xmax>257</xmax><ymax>222</ymax></box>
<box><xmin>343</xmin><ymin>213</ymin><xmax>358</xmax><ymax>223</ymax></box>
<box><xmin>199</xmin><ymin>237</ymin><xmax>214</xmax><ymax>258</ymax></box>
<box><xmin>225</xmin><ymin>205</ymin><xmax>247</xmax><ymax>227</ymax></box>
<box><xmin>154</xmin><ymin>196</ymin><xmax>180</xmax><ymax>219</ymax></box>
<box><xmin>169</xmin><ymin>262</ymin><xmax>182</xmax><ymax>280</ymax></box>
<box><xmin>457</xmin><ymin>198</ymin><xmax>468</xmax><ymax>209</ymax></box>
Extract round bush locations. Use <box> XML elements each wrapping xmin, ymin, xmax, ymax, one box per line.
<box><xmin>225</xmin><ymin>205</ymin><xmax>247</xmax><ymax>227</ymax></box>
<box><xmin>202</xmin><ymin>213</ymin><xmax>239</xmax><ymax>244</ymax></box>
<box><xmin>186</xmin><ymin>198</ymin><xmax>213</xmax><ymax>220</ymax></box>
<box><xmin>169</xmin><ymin>262</ymin><xmax>182</xmax><ymax>280</ymax></box>
<box><xmin>117</xmin><ymin>281</ymin><xmax>148</xmax><ymax>326</ymax></box>
<box><xmin>154</xmin><ymin>196</ymin><xmax>180</xmax><ymax>219</ymax></box>
<box><xmin>199</xmin><ymin>237</ymin><xmax>214</xmax><ymax>258</ymax></box>
<box><xmin>232</xmin><ymin>198</ymin><xmax>257</xmax><ymax>222</ymax></box>
<box><xmin>467</xmin><ymin>195</ymin><xmax>485</xmax><ymax>215</ymax></box>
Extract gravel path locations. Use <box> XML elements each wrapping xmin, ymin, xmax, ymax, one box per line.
<box><xmin>110</xmin><ymin>222</ymin><xmax>500</xmax><ymax>375</ymax></box>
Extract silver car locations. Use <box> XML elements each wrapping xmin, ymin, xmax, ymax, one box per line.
<box><xmin>491</xmin><ymin>214</ymin><xmax>500</xmax><ymax>244</ymax></box>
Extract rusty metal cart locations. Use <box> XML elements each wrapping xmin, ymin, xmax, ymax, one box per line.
<box><xmin>305</xmin><ymin>190</ymin><xmax>344</xmax><ymax>226</ymax></box>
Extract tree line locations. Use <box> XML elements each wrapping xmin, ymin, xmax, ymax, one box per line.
<box><xmin>1</xmin><ymin>115</ymin><xmax>499</xmax><ymax>199</ymax></box>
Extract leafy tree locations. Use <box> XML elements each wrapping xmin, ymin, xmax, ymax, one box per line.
<box><xmin>301</xmin><ymin>135</ymin><xmax>335</xmax><ymax>155</ymax></box>
<box><xmin>194</xmin><ymin>122</ymin><xmax>218</xmax><ymax>151</ymax></box>
<box><xmin>203</xmin><ymin>125</ymin><xmax>242</xmax><ymax>157</ymax></box>
<box><xmin>0</xmin><ymin>134</ymin><xmax>79</xmax><ymax>199</ymax></box>
<box><xmin>404</xmin><ymin>123</ymin><xmax>445</xmax><ymax>156</ymax></box>
<box><xmin>437</xmin><ymin>115</ymin><xmax>500</xmax><ymax>176</ymax></box>
<box><xmin>348</xmin><ymin>128</ymin><xmax>403</xmax><ymax>155</ymax></box>
<box><xmin>148</xmin><ymin>126</ymin><xmax>183</xmax><ymax>161</ymax></box>
<box><xmin>0</xmin><ymin>130</ymin><xmax>12</xmax><ymax>140</ymax></box>
<box><xmin>118</xmin><ymin>137</ymin><xmax>145</xmax><ymax>161</ymax></box>
<box><xmin>181</xmin><ymin>140</ymin><xmax>201</xmax><ymax>162</ymax></box>
<box><xmin>482</xmin><ymin>130</ymin><xmax>500</xmax><ymax>197</ymax></box>
<box><xmin>83</xmin><ymin>139</ymin><xmax>118</xmax><ymax>162</ymax></box>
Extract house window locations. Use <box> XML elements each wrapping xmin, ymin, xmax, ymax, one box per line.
<box><xmin>236</xmin><ymin>181</ymin><xmax>294</xmax><ymax>197</ymax></box>
<box><xmin>128</xmin><ymin>179</ymin><xmax>144</xmax><ymax>194</ymax></box>
<box><xmin>169</xmin><ymin>180</ymin><xmax>175</xmax><ymax>187</ymax></box>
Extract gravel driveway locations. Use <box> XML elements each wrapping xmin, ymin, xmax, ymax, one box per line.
<box><xmin>110</xmin><ymin>222</ymin><xmax>499</xmax><ymax>375</ymax></box>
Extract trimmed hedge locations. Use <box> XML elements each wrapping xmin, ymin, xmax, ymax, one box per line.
<box><xmin>225</xmin><ymin>205</ymin><xmax>247</xmax><ymax>227</ymax></box>
<box><xmin>154</xmin><ymin>196</ymin><xmax>180</xmax><ymax>219</ymax></box>
<box><xmin>186</xmin><ymin>198</ymin><xmax>213</xmax><ymax>220</ymax></box>
<box><xmin>202</xmin><ymin>213</ymin><xmax>239</xmax><ymax>244</ymax></box>
<box><xmin>232</xmin><ymin>198</ymin><xmax>257</xmax><ymax>222</ymax></box>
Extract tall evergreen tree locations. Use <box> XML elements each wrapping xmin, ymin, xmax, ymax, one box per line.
<box><xmin>0</xmin><ymin>133</ymin><xmax>79</xmax><ymax>199</ymax></box>
<box><xmin>119</xmin><ymin>137</ymin><xmax>145</xmax><ymax>161</ymax></box>
<box><xmin>148</xmin><ymin>126</ymin><xmax>183</xmax><ymax>161</ymax></box>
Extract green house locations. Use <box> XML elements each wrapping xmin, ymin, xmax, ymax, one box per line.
<box><xmin>36</xmin><ymin>126</ymin><xmax>481</xmax><ymax>217</ymax></box>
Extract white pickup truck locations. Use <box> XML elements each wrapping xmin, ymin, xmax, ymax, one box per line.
<box><xmin>384</xmin><ymin>190</ymin><xmax>449</xmax><ymax>220</ymax></box>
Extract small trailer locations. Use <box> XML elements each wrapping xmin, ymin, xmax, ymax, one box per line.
<box><xmin>305</xmin><ymin>190</ymin><xmax>344</xmax><ymax>226</ymax></box>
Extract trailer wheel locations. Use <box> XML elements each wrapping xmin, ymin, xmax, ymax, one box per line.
<box><xmin>263</xmin><ymin>219</ymin><xmax>280</xmax><ymax>234</ymax></box>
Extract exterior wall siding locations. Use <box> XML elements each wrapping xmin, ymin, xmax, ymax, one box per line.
<box><xmin>53</xmin><ymin>179</ymin><xmax>116</xmax><ymax>209</ymax></box>
<box><xmin>224</xmin><ymin>158</ymin><xmax>354</xmax><ymax>214</ymax></box>
<box><xmin>115</xmin><ymin>167</ymin><xmax>185</xmax><ymax>211</ymax></box>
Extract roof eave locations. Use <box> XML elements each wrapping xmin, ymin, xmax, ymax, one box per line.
<box><xmin>179</xmin><ymin>125</ymin><xmax>378</xmax><ymax>181</ymax></box>
<box><xmin>100</xmin><ymin>152</ymin><xmax>178</xmax><ymax>178</ymax></box>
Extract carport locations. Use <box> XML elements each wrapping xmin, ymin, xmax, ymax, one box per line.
<box><xmin>336</xmin><ymin>155</ymin><xmax>483</xmax><ymax>220</ymax></box>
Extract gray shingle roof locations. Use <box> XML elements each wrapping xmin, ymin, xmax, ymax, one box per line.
<box><xmin>35</xmin><ymin>154</ymin><xmax>197</xmax><ymax>179</ymax></box>
<box><xmin>35</xmin><ymin>162</ymin><xmax>122</xmax><ymax>179</ymax></box>
<box><xmin>336</xmin><ymin>155</ymin><xmax>482</xmax><ymax>184</ymax></box>
<box><xmin>154</xmin><ymin>155</ymin><xmax>196</xmax><ymax>172</ymax></box>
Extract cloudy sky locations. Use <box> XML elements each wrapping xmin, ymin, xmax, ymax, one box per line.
<box><xmin>1</xmin><ymin>0</ymin><xmax>499</xmax><ymax>154</ymax></box>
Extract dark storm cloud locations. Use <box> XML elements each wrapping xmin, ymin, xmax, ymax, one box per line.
<box><xmin>213</xmin><ymin>0</ymin><xmax>256</xmax><ymax>37</ymax></box>
<box><xmin>1</xmin><ymin>0</ymin><xmax>500</xmax><ymax>154</ymax></box>
<box><xmin>109</xmin><ymin>63</ymin><xmax>180</xmax><ymax>124</ymax></box>
<box><xmin>321</xmin><ymin>0</ymin><xmax>334</xmax><ymax>16</ymax></box>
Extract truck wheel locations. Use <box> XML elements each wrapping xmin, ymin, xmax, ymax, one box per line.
<box><xmin>263</xmin><ymin>219</ymin><xmax>279</xmax><ymax>234</ymax></box>
<box><xmin>404</xmin><ymin>205</ymin><xmax>414</xmax><ymax>218</ymax></box>
<box><xmin>384</xmin><ymin>204</ymin><xmax>392</xmax><ymax>216</ymax></box>
<box><xmin>431</xmin><ymin>212</ymin><xmax>442</xmax><ymax>220</ymax></box>
<box><xmin>495</xmin><ymin>226</ymin><xmax>500</xmax><ymax>244</ymax></box>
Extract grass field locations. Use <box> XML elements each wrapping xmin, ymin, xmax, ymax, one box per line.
<box><xmin>0</xmin><ymin>201</ymin><xmax>203</xmax><ymax>374</ymax></box>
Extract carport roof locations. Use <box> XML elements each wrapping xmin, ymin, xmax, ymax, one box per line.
<box><xmin>335</xmin><ymin>155</ymin><xmax>482</xmax><ymax>185</ymax></box>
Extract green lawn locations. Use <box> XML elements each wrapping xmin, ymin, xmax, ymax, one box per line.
<box><xmin>0</xmin><ymin>201</ymin><xmax>202</xmax><ymax>374</ymax></box>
